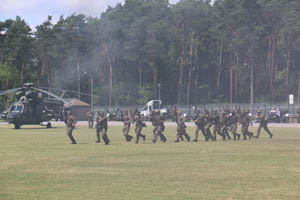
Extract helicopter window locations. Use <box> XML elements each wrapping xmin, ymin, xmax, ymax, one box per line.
<box><xmin>16</xmin><ymin>105</ymin><xmax>23</xmax><ymax>112</ymax></box>
<box><xmin>10</xmin><ymin>106</ymin><xmax>16</xmax><ymax>112</ymax></box>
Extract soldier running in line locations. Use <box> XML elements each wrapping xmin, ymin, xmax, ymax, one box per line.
<box><xmin>151</xmin><ymin>110</ymin><xmax>167</xmax><ymax>143</ymax></box>
<box><xmin>122</xmin><ymin>110</ymin><xmax>133</xmax><ymax>142</ymax></box>
<box><xmin>228</xmin><ymin>109</ymin><xmax>241</xmax><ymax>140</ymax></box>
<box><xmin>133</xmin><ymin>110</ymin><xmax>146</xmax><ymax>144</ymax></box>
<box><xmin>212</xmin><ymin>109</ymin><xmax>225</xmax><ymax>141</ymax></box>
<box><xmin>220</xmin><ymin>109</ymin><xmax>231</xmax><ymax>140</ymax></box>
<box><xmin>66</xmin><ymin>110</ymin><xmax>77</xmax><ymax>144</ymax></box>
<box><xmin>254</xmin><ymin>109</ymin><xmax>273</xmax><ymax>139</ymax></box>
<box><xmin>193</xmin><ymin>109</ymin><xmax>207</xmax><ymax>142</ymax></box>
<box><xmin>174</xmin><ymin>112</ymin><xmax>190</xmax><ymax>143</ymax></box>
<box><xmin>95</xmin><ymin>111</ymin><xmax>110</xmax><ymax>145</ymax></box>
<box><xmin>239</xmin><ymin>108</ymin><xmax>254</xmax><ymax>140</ymax></box>
<box><xmin>204</xmin><ymin>108</ymin><xmax>214</xmax><ymax>141</ymax></box>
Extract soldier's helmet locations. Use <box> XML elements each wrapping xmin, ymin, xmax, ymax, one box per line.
<box><xmin>67</xmin><ymin>110</ymin><xmax>71</xmax><ymax>115</ymax></box>
<box><xmin>98</xmin><ymin>111</ymin><xmax>101</xmax><ymax>115</ymax></box>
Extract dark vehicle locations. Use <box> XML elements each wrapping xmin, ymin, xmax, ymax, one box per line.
<box><xmin>267</xmin><ymin>109</ymin><xmax>289</xmax><ymax>123</ymax></box>
<box><xmin>0</xmin><ymin>83</ymin><xmax>71</xmax><ymax>129</ymax></box>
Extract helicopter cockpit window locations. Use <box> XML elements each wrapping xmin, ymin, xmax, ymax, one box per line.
<box><xmin>16</xmin><ymin>105</ymin><xmax>24</xmax><ymax>112</ymax></box>
<box><xmin>10</xmin><ymin>106</ymin><xmax>16</xmax><ymax>112</ymax></box>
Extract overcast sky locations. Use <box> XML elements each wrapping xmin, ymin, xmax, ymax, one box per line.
<box><xmin>0</xmin><ymin>0</ymin><xmax>180</xmax><ymax>29</ymax></box>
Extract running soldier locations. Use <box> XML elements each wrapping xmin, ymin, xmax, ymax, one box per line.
<box><xmin>239</xmin><ymin>109</ymin><xmax>253</xmax><ymax>140</ymax></box>
<box><xmin>122</xmin><ymin>110</ymin><xmax>133</xmax><ymax>142</ymax></box>
<box><xmin>193</xmin><ymin>109</ymin><xmax>207</xmax><ymax>142</ymax></box>
<box><xmin>66</xmin><ymin>111</ymin><xmax>77</xmax><ymax>144</ymax></box>
<box><xmin>255</xmin><ymin>109</ymin><xmax>273</xmax><ymax>139</ymax></box>
<box><xmin>212</xmin><ymin>109</ymin><xmax>225</xmax><ymax>141</ymax></box>
<box><xmin>151</xmin><ymin>110</ymin><xmax>167</xmax><ymax>143</ymax></box>
<box><xmin>220</xmin><ymin>109</ymin><xmax>231</xmax><ymax>140</ymax></box>
<box><xmin>204</xmin><ymin>109</ymin><xmax>214</xmax><ymax>141</ymax></box>
<box><xmin>228</xmin><ymin>109</ymin><xmax>241</xmax><ymax>140</ymax></box>
<box><xmin>174</xmin><ymin>112</ymin><xmax>190</xmax><ymax>142</ymax></box>
<box><xmin>133</xmin><ymin>110</ymin><xmax>146</xmax><ymax>144</ymax></box>
<box><xmin>95</xmin><ymin>111</ymin><xmax>110</xmax><ymax>145</ymax></box>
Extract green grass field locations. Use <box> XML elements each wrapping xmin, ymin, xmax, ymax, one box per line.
<box><xmin>1</xmin><ymin>123</ymin><xmax>300</xmax><ymax>200</ymax></box>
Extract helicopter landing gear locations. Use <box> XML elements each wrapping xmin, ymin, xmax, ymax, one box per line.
<box><xmin>14</xmin><ymin>124</ymin><xmax>20</xmax><ymax>129</ymax></box>
<box><xmin>46</xmin><ymin>122</ymin><xmax>52</xmax><ymax>128</ymax></box>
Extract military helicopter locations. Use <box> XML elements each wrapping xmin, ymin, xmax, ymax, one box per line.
<box><xmin>0</xmin><ymin>83</ymin><xmax>71</xmax><ymax>129</ymax></box>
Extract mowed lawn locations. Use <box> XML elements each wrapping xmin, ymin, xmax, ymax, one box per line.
<box><xmin>0</xmin><ymin>123</ymin><xmax>300</xmax><ymax>200</ymax></box>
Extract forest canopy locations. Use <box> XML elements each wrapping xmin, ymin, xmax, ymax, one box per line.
<box><xmin>1</xmin><ymin>0</ymin><xmax>300</xmax><ymax>107</ymax></box>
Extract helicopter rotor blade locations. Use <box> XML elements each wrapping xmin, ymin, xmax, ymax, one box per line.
<box><xmin>32</xmin><ymin>87</ymin><xmax>72</xmax><ymax>105</ymax></box>
<box><xmin>0</xmin><ymin>87</ymin><xmax>24</xmax><ymax>96</ymax></box>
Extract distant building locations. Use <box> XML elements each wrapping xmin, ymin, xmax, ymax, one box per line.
<box><xmin>64</xmin><ymin>98</ymin><xmax>90</xmax><ymax>120</ymax></box>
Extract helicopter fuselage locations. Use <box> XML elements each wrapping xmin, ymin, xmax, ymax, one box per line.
<box><xmin>6</xmin><ymin>102</ymin><xmax>52</xmax><ymax>128</ymax></box>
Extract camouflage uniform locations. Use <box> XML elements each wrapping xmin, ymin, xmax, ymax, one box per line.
<box><xmin>220</xmin><ymin>111</ymin><xmax>231</xmax><ymax>140</ymax></box>
<box><xmin>66</xmin><ymin>112</ymin><xmax>77</xmax><ymax>144</ymax></box>
<box><xmin>95</xmin><ymin>112</ymin><xmax>110</xmax><ymax>145</ymax></box>
<box><xmin>87</xmin><ymin>110</ymin><xmax>94</xmax><ymax>128</ymax></box>
<box><xmin>255</xmin><ymin>111</ymin><xmax>273</xmax><ymax>139</ymax></box>
<box><xmin>151</xmin><ymin>110</ymin><xmax>167</xmax><ymax>143</ymax></box>
<box><xmin>133</xmin><ymin>112</ymin><xmax>146</xmax><ymax>144</ymax></box>
<box><xmin>122</xmin><ymin>112</ymin><xmax>133</xmax><ymax>142</ymax></box>
<box><xmin>204</xmin><ymin>111</ymin><xmax>214</xmax><ymax>141</ymax></box>
<box><xmin>240</xmin><ymin>109</ymin><xmax>253</xmax><ymax>140</ymax></box>
<box><xmin>212</xmin><ymin>110</ymin><xmax>225</xmax><ymax>141</ymax></box>
<box><xmin>228</xmin><ymin>110</ymin><xmax>241</xmax><ymax>140</ymax></box>
<box><xmin>174</xmin><ymin>114</ymin><xmax>190</xmax><ymax>142</ymax></box>
<box><xmin>193</xmin><ymin>110</ymin><xmax>207</xmax><ymax>142</ymax></box>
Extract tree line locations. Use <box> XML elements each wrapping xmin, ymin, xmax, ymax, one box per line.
<box><xmin>1</xmin><ymin>0</ymin><xmax>300</xmax><ymax>108</ymax></box>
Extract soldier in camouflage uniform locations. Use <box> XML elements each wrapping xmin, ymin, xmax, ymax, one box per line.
<box><xmin>133</xmin><ymin>110</ymin><xmax>146</xmax><ymax>144</ymax></box>
<box><xmin>220</xmin><ymin>109</ymin><xmax>231</xmax><ymax>140</ymax></box>
<box><xmin>122</xmin><ymin>110</ymin><xmax>133</xmax><ymax>142</ymax></box>
<box><xmin>174</xmin><ymin>112</ymin><xmax>190</xmax><ymax>142</ymax></box>
<box><xmin>239</xmin><ymin>109</ymin><xmax>253</xmax><ymax>140</ymax></box>
<box><xmin>228</xmin><ymin>109</ymin><xmax>241</xmax><ymax>140</ymax></box>
<box><xmin>95</xmin><ymin>111</ymin><xmax>110</xmax><ymax>145</ymax></box>
<box><xmin>255</xmin><ymin>109</ymin><xmax>273</xmax><ymax>139</ymax></box>
<box><xmin>151</xmin><ymin>110</ymin><xmax>167</xmax><ymax>143</ymax></box>
<box><xmin>193</xmin><ymin>109</ymin><xmax>207</xmax><ymax>142</ymax></box>
<box><xmin>66</xmin><ymin>111</ymin><xmax>77</xmax><ymax>144</ymax></box>
<box><xmin>87</xmin><ymin>109</ymin><xmax>94</xmax><ymax>128</ymax></box>
<box><xmin>204</xmin><ymin>109</ymin><xmax>214</xmax><ymax>141</ymax></box>
<box><xmin>212</xmin><ymin>109</ymin><xmax>225</xmax><ymax>141</ymax></box>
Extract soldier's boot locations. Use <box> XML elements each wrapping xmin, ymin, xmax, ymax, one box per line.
<box><xmin>237</xmin><ymin>134</ymin><xmax>241</xmax><ymax>140</ymax></box>
<box><xmin>225</xmin><ymin>132</ymin><xmax>231</xmax><ymax>140</ymax></box>
<box><xmin>135</xmin><ymin>137</ymin><xmax>139</xmax><ymax>144</ymax></box>
<box><xmin>186</xmin><ymin>135</ymin><xmax>190</xmax><ymax>142</ymax></box>
<box><xmin>193</xmin><ymin>133</ymin><xmax>198</xmax><ymax>142</ymax></box>
<box><xmin>254</xmin><ymin>132</ymin><xmax>260</xmax><ymax>139</ymax></box>
<box><xmin>161</xmin><ymin>134</ymin><xmax>167</xmax><ymax>143</ymax></box>
<box><xmin>249</xmin><ymin>132</ymin><xmax>254</xmax><ymax>139</ymax></box>
<box><xmin>141</xmin><ymin>134</ymin><xmax>146</xmax><ymax>141</ymax></box>
<box><xmin>180</xmin><ymin>135</ymin><xmax>184</xmax><ymax>141</ymax></box>
<box><xmin>69</xmin><ymin>136</ymin><xmax>77</xmax><ymax>144</ymax></box>
<box><xmin>102</xmin><ymin>135</ymin><xmax>110</xmax><ymax>145</ymax></box>
<box><xmin>96</xmin><ymin>133</ymin><xmax>101</xmax><ymax>143</ymax></box>
<box><xmin>243</xmin><ymin>134</ymin><xmax>247</xmax><ymax>140</ymax></box>
<box><xmin>127</xmin><ymin>135</ymin><xmax>133</xmax><ymax>142</ymax></box>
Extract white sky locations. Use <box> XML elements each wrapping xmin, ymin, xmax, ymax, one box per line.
<box><xmin>0</xmin><ymin>0</ymin><xmax>180</xmax><ymax>29</ymax></box>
